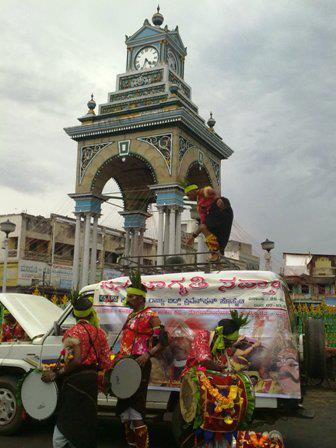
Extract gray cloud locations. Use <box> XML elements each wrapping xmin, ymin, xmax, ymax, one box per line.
<box><xmin>0</xmin><ymin>0</ymin><xmax>335</xmax><ymax>261</ymax></box>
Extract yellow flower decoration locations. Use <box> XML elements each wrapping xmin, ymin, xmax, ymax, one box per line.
<box><xmin>197</xmin><ymin>371</ymin><xmax>241</xmax><ymax>414</ymax></box>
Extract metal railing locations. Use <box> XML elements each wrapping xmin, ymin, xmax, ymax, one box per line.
<box><xmin>118</xmin><ymin>251</ymin><xmax>242</xmax><ymax>274</ymax></box>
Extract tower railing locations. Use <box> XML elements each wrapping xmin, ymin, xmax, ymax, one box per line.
<box><xmin>117</xmin><ymin>251</ymin><xmax>242</xmax><ymax>275</ymax></box>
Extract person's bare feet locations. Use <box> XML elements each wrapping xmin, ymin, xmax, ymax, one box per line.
<box><xmin>209</xmin><ymin>253</ymin><xmax>221</xmax><ymax>262</ymax></box>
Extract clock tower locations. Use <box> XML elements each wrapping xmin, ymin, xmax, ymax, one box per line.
<box><xmin>65</xmin><ymin>7</ymin><xmax>233</xmax><ymax>287</ymax></box>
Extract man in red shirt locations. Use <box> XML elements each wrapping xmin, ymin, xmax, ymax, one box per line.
<box><xmin>185</xmin><ymin>184</ymin><xmax>233</xmax><ymax>261</ymax></box>
<box><xmin>1</xmin><ymin>309</ymin><xmax>26</xmax><ymax>342</ymax></box>
<box><xmin>115</xmin><ymin>271</ymin><xmax>167</xmax><ymax>448</ymax></box>
<box><xmin>42</xmin><ymin>295</ymin><xmax>111</xmax><ymax>448</ymax></box>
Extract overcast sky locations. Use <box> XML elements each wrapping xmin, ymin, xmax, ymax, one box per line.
<box><xmin>0</xmin><ymin>0</ymin><xmax>335</xmax><ymax>266</ymax></box>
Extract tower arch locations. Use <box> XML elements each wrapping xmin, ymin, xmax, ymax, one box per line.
<box><xmin>91</xmin><ymin>153</ymin><xmax>157</xmax><ymax>211</ymax></box>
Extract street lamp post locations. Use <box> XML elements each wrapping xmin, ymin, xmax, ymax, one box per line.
<box><xmin>261</xmin><ymin>238</ymin><xmax>275</xmax><ymax>271</ymax></box>
<box><xmin>1</xmin><ymin>219</ymin><xmax>16</xmax><ymax>293</ymax></box>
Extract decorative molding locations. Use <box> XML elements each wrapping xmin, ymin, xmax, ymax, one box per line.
<box><xmin>198</xmin><ymin>150</ymin><xmax>204</xmax><ymax>167</ymax></box>
<box><xmin>168</xmin><ymin>71</ymin><xmax>191</xmax><ymax>98</ymax></box>
<box><xmin>65</xmin><ymin>108</ymin><xmax>233</xmax><ymax>159</ymax></box>
<box><xmin>118</xmin><ymin>140</ymin><xmax>130</xmax><ymax>156</ymax></box>
<box><xmin>100</xmin><ymin>95</ymin><xmax>167</xmax><ymax>115</ymax></box>
<box><xmin>79</xmin><ymin>142</ymin><xmax>113</xmax><ymax>184</ymax></box>
<box><xmin>178</xmin><ymin>136</ymin><xmax>194</xmax><ymax>163</ymax></box>
<box><xmin>210</xmin><ymin>158</ymin><xmax>220</xmax><ymax>185</ymax></box>
<box><xmin>119</xmin><ymin>69</ymin><xmax>163</xmax><ymax>90</ymax></box>
<box><xmin>109</xmin><ymin>85</ymin><xmax>165</xmax><ymax>103</ymax></box>
<box><xmin>138</xmin><ymin>133</ymin><xmax>173</xmax><ymax>175</ymax></box>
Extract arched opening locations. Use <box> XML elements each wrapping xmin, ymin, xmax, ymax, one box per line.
<box><xmin>186</xmin><ymin>162</ymin><xmax>212</xmax><ymax>188</ymax></box>
<box><xmin>92</xmin><ymin>154</ymin><xmax>157</xmax><ymax>212</ymax></box>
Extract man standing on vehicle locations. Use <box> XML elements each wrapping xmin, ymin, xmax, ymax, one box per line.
<box><xmin>42</xmin><ymin>295</ymin><xmax>111</xmax><ymax>448</ymax></box>
<box><xmin>185</xmin><ymin>184</ymin><xmax>233</xmax><ymax>262</ymax></box>
<box><xmin>114</xmin><ymin>271</ymin><xmax>167</xmax><ymax>448</ymax></box>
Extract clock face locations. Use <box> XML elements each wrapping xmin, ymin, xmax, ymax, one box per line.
<box><xmin>168</xmin><ymin>50</ymin><xmax>178</xmax><ymax>72</ymax></box>
<box><xmin>135</xmin><ymin>46</ymin><xmax>159</xmax><ymax>70</ymax></box>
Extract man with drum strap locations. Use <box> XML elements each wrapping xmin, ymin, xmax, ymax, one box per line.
<box><xmin>42</xmin><ymin>295</ymin><xmax>111</xmax><ymax>448</ymax></box>
<box><xmin>115</xmin><ymin>271</ymin><xmax>167</xmax><ymax>448</ymax></box>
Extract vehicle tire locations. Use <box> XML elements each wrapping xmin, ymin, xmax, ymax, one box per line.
<box><xmin>0</xmin><ymin>375</ymin><xmax>24</xmax><ymax>435</ymax></box>
<box><xmin>303</xmin><ymin>318</ymin><xmax>326</xmax><ymax>379</ymax></box>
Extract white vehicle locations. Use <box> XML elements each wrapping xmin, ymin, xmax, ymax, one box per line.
<box><xmin>0</xmin><ymin>271</ymin><xmax>322</xmax><ymax>438</ymax></box>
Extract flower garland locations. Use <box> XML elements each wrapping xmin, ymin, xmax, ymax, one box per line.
<box><xmin>250</xmin><ymin>432</ymin><xmax>270</xmax><ymax>447</ymax></box>
<box><xmin>238</xmin><ymin>431</ymin><xmax>283</xmax><ymax>448</ymax></box>
<box><xmin>196</xmin><ymin>367</ymin><xmax>243</xmax><ymax>424</ymax></box>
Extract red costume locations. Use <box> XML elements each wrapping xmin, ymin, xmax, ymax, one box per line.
<box><xmin>196</xmin><ymin>186</ymin><xmax>218</xmax><ymax>224</ymax></box>
<box><xmin>1</xmin><ymin>322</ymin><xmax>25</xmax><ymax>342</ymax></box>
<box><xmin>63</xmin><ymin>321</ymin><xmax>111</xmax><ymax>371</ymax></box>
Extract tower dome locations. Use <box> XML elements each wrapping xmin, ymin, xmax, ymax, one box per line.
<box><xmin>152</xmin><ymin>5</ymin><xmax>164</xmax><ymax>26</ymax></box>
<box><xmin>207</xmin><ymin>112</ymin><xmax>216</xmax><ymax>129</ymax></box>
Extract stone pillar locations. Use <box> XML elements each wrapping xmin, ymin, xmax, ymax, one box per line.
<box><xmin>139</xmin><ymin>228</ymin><xmax>145</xmax><ymax>265</ymax></box>
<box><xmin>81</xmin><ymin>213</ymin><xmax>91</xmax><ymax>288</ymax></box>
<box><xmin>89</xmin><ymin>214</ymin><xmax>99</xmax><ymax>283</ymax></box>
<box><xmin>157</xmin><ymin>207</ymin><xmax>164</xmax><ymax>264</ymax></box>
<box><xmin>169</xmin><ymin>206</ymin><xmax>176</xmax><ymax>255</ymax></box>
<box><xmin>124</xmin><ymin>229</ymin><xmax>131</xmax><ymax>258</ymax></box>
<box><xmin>197</xmin><ymin>234</ymin><xmax>207</xmax><ymax>263</ymax></box>
<box><xmin>72</xmin><ymin>214</ymin><xmax>81</xmax><ymax>288</ymax></box>
<box><xmin>175</xmin><ymin>208</ymin><xmax>182</xmax><ymax>255</ymax></box>
<box><xmin>163</xmin><ymin>208</ymin><xmax>170</xmax><ymax>255</ymax></box>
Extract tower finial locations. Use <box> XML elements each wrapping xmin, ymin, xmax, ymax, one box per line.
<box><xmin>87</xmin><ymin>93</ymin><xmax>96</xmax><ymax>115</ymax></box>
<box><xmin>207</xmin><ymin>111</ymin><xmax>216</xmax><ymax>129</ymax></box>
<box><xmin>152</xmin><ymin>5</ymin><xmax>164</xmax><ymax>26</ymax></box>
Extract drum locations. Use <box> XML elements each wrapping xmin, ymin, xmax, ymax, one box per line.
<box><xmin>110</xmin><ymin>357</ymin><xmax>142</xmax><ymax>399</ymax></box>
<box><xmin>21</xmin><ymin>370</ymin><xmax>58</xmax><ymax>420</ymax></box>
<box><xmin>180</xmin><ymin>371</ymin><xmax>199</xmax><ymax>423</ymax></box>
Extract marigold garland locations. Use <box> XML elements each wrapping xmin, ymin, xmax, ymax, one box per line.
<box><xmin>196</xmin><ymin>369</ymin><xmax>243</xmax><ymax>423</ymax></box>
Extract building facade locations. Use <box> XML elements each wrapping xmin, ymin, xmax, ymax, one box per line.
<box><xmin>64</xmin><ymin>8</ymin><xmax>233</xmax><ymax>287</ymax></box>
<box><xmin>283</xmin><ymin>252</ymin><xmax>336</xmax><ymax>304</ymax></box>
<box><xmin>0</xmin><ymin>213</ymin><xmax>157</xmax><ymax>294</ymax></box>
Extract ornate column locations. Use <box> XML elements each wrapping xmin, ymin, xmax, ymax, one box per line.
<box><xmin>157</xmin><ymin>206</ymin><xmax>164</xmax><ymax>263</ymax></box>
<box><xmin>72</xmin><ymin>213</ymin><xmax>82</xmax><ymax>288</ymax></box>
<box><xmin>124</xmin><ymin>229</ymin><xmax>131</xmax><ymax>258</ymax></box>
<box><xmin>68</xmin><ymin>193</ymin><xmax>106</xmax><ymax>288</ymax></box>
<box><xmin>89</xmin><ymin>214</ymin><xmax>99</xmax><ymax>283</ymax></box>
<box><xmin>120</xmin><ymin>211</ymin><xmax>147</xmax><ymax>263</ymax></box>
<box><xmin>81</xmin><ymin>213</ymin><xmax>92</xmax><ymax>287</ymax></box>
<box><xmin>132</xmin><ymin>229</ymin><xmax>139</xmax><ymax>259</ymax></box>
<box><xmin>175</xmin><ymin>208</ymin><xmax>182</xmax><ymax>254</ymax></box>
<box><xmin>197</xmin><ymin>234</ymin><xmax>207</xmax><ymax>263</ymax></box>
<box><xmin>168</xmin><ymin>206</ymin><xmax>176</xmax><ymax>255</ymax></box>
<box><xmin>139</xmin><ymin>228</ymin><xmax>145</xmax><ymax>265</ymax></box>
<box><xmin>163</xmin><ymin>208</ymin><xmax>170</xmax><ymax>255</ymax></box>
<box><xmin>149</xmin><ymin>184</ymin><xmax>184</xmax><ymax>259</ymax></box>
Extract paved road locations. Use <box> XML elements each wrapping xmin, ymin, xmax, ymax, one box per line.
<box><xmin>0</xmin><ymin>386</ymin><xmax>335</xmax><ymax>447</ymax></box>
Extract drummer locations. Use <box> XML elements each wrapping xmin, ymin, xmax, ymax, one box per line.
<box><xmin>115</xmin><ymin>271</ymin><xmax>167</xmax><ymax>448</ymax></box>
<box><xmin>42</xmin><ymin>295</ymin><xmax>111</xmax><ymax>448</ymax></box>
